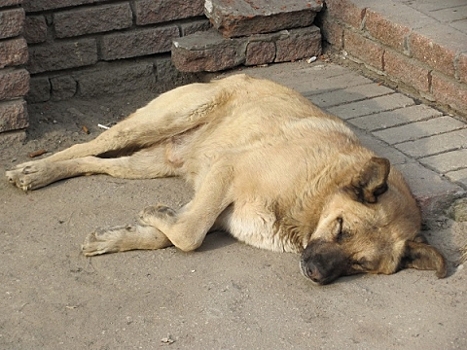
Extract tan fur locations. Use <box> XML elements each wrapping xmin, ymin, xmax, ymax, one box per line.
<box><xmin>5</xmin><ymin>74</ymin><xmax>447</xmax><ymax>284</ymax></box>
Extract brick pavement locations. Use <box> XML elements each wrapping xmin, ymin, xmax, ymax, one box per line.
<box><xmin>234</xmin><ymin>61</ymin><xmax>466</xmax><ymax>217</ymax></box>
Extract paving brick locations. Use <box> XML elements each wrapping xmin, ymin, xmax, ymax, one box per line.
<box><xmin>27</xmin><ymin>39</ymin><xmax>98</xmax><ymax>74</ymax></box>
<box><xmin>26</xmin><ymin>76</ymin><xmax>50</xmax><ymax>103</ymax></box>
<box><xmin>54</xmin><ymin>3</ymin><xmax>132</xmax><ymax>38</ymax></box>
<box><xmin>409</xmin><ymin>24</ymin><xmax>467</xmax><ymax>78</ymax></box>
<box><xmin>23</xmin><ymin>0</ymin><xmax>104</xmax><ymax>13</ymax></box>
<box><xmin>349</xmin><ymin>104</ymin><xmax>442</xmax><ymax>132</ymax></box>
<box><xmin>135</xmin><ymin>0</ymin><xmax>204</xmax><ymax>26</ymax></box>
<box><xmin>420</xmin><ymin>149</ymin><xmax>467</xmax><ymax>174</ymax></box>
<box><xmin>431</xmin><ymin>72</ymin><xmax>467</xmax><ymax>114</ymax></box>
<box><xmin>373</xmin><ymin>116</ymin><xmax>465</xmax><ymax>145</ymax></box>
<box><xmin>0</xmin><ymin>8</ymin><xmax>25</xmax><ymax>39</ymax></box>
<box><xmin>0</xmin><ymin>38</ymin><xmax>28</xmax><ymax>68</ymax></box>
<box><xmin>51</xmin><ymin>75</ymin><xmax>77</xmax><ymax>101</ymax></box>
<box><xmin>101</xmin><ymin>26</ymin><xmax>179</xmax><ymax>61</ymax></box>
<box><xmin>180</xmin><ymin>19</ymin><xmax>211</xmax><ymax>37</ymax></box>
<box><xmin>324</xmin><ymin>0</ymin><xmax>367</xmax><ymax>29</ymax></box>
<box><xmin>396</xmin><ymin>161</ymin><xmax>465</xmax><ymax>217</ymax></box>
<box><xmin>327</xmin><ymin>93</ymin><xmax>415</xmax><ymax>120</ymax></box>
<box><xmin>172</xmin><ymin>29</ymin><xmax>247</xmax><ymax>72</ymax></box>
<box><xmin>383</xmin><ymin>49</ymin><xmax>431</xmax><ymax>93</ymax></box>
<box><xmin>364</xmin><ymin>9</ymin><xmax>410</xmax><ymax>53</ymax></box>
<box><xmin>299</xmin><ymin>72</ymin><xmax>372</xmax><ymax>96</ymax></box>
<box><xmin>309</xmin><ymin>83</ymin><xmax>393</xmax><ymax>108</ymax></box>
<box><xmin>24</xmin><ymin>15</ymin><xmax>47</xmax><ymax>44</ymax></box>
<box><xmin>0</xmin><ymin>100</ymin><xmax>28</xmax><ymax>132</ymax></box>
<box><xmin>0</xmin><ymin>69</ymin><xmax>29</xmax><ymax>100</ymax></box>
<box><xmin>446</xmin><ymin>168</ymin><xmax>467</xmax><ymax>188</ymax></box>
<box><xmin>395</xmin><ymin>129</ymin><xmax>467</xmax><ymax>158</ymax></box>
<box><xmin>75</xmin><ymin>62</ymin><xmax>156</xmax><ymax>97</ymax></box>
<box><xmin>246</xmin><ymin>41</ymin><xmax>276</xmax><ymax>66</ymax></box>
<box><xmin>344</xmin><ymin>29</ymin><xmax>384</xmax><ymax>70</ymax></box>
<box><xmin>205</xmin><ymin>0</ymin><xmax>323</xmax><ymax>38</ymax></box>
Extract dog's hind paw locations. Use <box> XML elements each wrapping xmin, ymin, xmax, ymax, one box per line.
<box><xmin>5</xmin><ymin>161</ymin><xmax>54</xmax><ymax>191</ymax></box>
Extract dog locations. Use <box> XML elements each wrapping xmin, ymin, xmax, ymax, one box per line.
<box><xmin>6</xmin><ymin>74</ymin><xmax>447</xmax><ymax>285</ymax></box>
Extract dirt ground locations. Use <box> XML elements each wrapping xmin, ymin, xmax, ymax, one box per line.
<box><xmin>1</xmin><ymin>63</ymin><xmax>466</xmax><ymax>349</ymax></box>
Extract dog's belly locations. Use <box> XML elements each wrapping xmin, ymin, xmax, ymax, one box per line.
<box><xmin>215</xmin><ymin>202</ymin><xmax>301</xmax><ymax>253</ymax></box>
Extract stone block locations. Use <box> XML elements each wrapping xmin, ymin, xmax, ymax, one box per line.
<box><xmin>27</xmin><ymin>39</ymin><xmax>98</xmax><ymax>74</ymax></box>
<box><xmin>205</xmin><ymin>0</ymin><xmax>323</xmax><ymax>38</ymax></box>
<box><xmin>172</xmin><ymin>29</ymin><xmax>247</xmax><ymax>72</ymax></box>
<box><xmin>0</xmin><ymin>38</ymin><xmax>28</xmax><ymax>68</ymax></box>
<box><xmin>27</xmin><ymin>76</ymin><xmax>50</xmax><ymax>103</ymax></box>
<box><xmin>180</xmin><ymin>19</ymin><xmax>212</xmax><ymax>37</ymax></box>
<box><xmin>1</xmin><ymin>0</ymin><xmax>23</xmax><ymax>7</ymax></box>
<box><xmin>135</xmin><ymin>0</ymin><xmax>204</xmax><ymax>25</ymax></box>
<box><xmin>246</xmin><ymin>41</ymin><xmax>275</xmax><ymax>66</ymax></box>
<box><xmin>51</xmin><ymin>75</ymin><xmax>77</xmax><ymax>101</ymax></box>
<box><xmin>431</xmin><ymin>72</ymin><xmax>467</xmax><ymax>114</ymax></box>
<box><xmin>24</xmin><ymin>15</ymin><xmax>47</xmax><ymax>44</ymax></box>
<box><xmin>101</xmin><ymin>26</ymin><xmax>179</xmax><ymax>61</ymax></box>
<box><xmin>0</xmin><ymin>99</ymin><xmax>28</xmax><ymax>132</ymax></box>
<box><xmin>54</xmin><ymin>3</ymin><xmax>132</xmax><ymax>38</ymax></box>
<box><xmin>275</xmin><ymin>26</ymin><xmax>321</xmax><ymax>62</ymax></box>
<box><xmin>0</xmin><ymin>68</ymin><xmax>29</xmax><ymax>100</ymax></box>
<box><xmin>0</xmin><ymin>8</ymin><xmax>25</xmax><ymax>39</ymax></box>
<box><xmin>324</xmin><ymin>0</ymin><xmax>366</xmax><ymax>29</ymax></box>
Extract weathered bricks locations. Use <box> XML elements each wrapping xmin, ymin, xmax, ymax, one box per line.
<box><xmin>135</xmin><ymin>0</ymin><xmax>204</xmax><ymax>25</ymax></box>
<box><xmin>54</xmin><ymin>3</ymin><xmax>132</xmax><ymax>38</ymax></box>
<box><xmin>27</xmin><ymin>76</ymin><xmax>50</xmax><ymax>103</ymax></box>
<box><xmin>205</xmin><ymin>0</ymin><xmax>323</xmax><ymax>38</ymax></box>
<box><xmin>101</xmin><ymin>26</ymin><xmax>179</xmax><ymax>61</ymax></box>
<box><xmin>0</xmin><ymin>69</ymin><xmax>30</xmax><ymax>100</ymax></box>
<box><xmin>0</xmin><ymin>8</ymin><xmax>25</xmax><ymax>39</ymax></box>
<box><xmin>173</xmin><ymin>26</ymin><xmax>321</xmax><ymax>72</ymax></box>
<box><xmin>27</xmin><ymin>39</ymin><xmax>98</xmax><ymax>74</ymax></box>
<box><xmin>23</xmin><ymin>0</ymin><xmax>104</xmax><ymax>13</ymax></box>
<box><xmin>24</xmin><ymin>15</ymin><xmax>47</xmax><ymax>44</ymax></box>
<box><xmin>344</xmin><ymin>29</ymin><xmax>384</xmax><ymax>70</ymax></box>
<box><xmin>431</xmin><ymin>72</ymin><xmax>467</xmax><ymax>114</ymax></box>
<box><xmin>364</xmin><ymin>9</ymin><xmax>409</xmax><ymax>53</ymax></box>
<box><xmin>0</xmin><ymin>100</ymin><xmax>28</xmax><ymax>132</ymax></box>
<box><xmin>0</xmin><ymin>38</ymin><xmax>28</xmax><ymax>68</ymax></box>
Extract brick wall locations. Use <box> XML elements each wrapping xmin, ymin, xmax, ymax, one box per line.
<box><xmin>23</xmin><ymin>0</ymin><xmax>210</xmax><ymax>104</ymax></box>
<box><xmin>0</xmin><ymin>0</ymin><xmax>29</xmax><ymax>145</ymax></box>
<box><xmin>321</xmin><ymin>0</ymin><xmax>467</xmax><ymax>116</ymax></box>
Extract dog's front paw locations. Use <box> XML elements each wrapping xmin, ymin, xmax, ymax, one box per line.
<box><xmin>138</xmin><ymin>204</ymin><xmax>177</xmax><ymax>227</ymax></box>
<box><xmin>5</xmin><ymin>162</ymin><xmax>53</xmax><ymax>191</ymax></box>
<box><xmin>81</xmin><ymin>225</ymin><xmax>133</xmax><ymax>256</ymax></box>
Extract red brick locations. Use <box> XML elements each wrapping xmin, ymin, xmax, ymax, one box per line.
<box><xmin>321</xmin><ymin>13</ymin><xmax>344</xmax><ymax>49</ymax></box>
<box><xmin>0</xmin><ymin>100</ymin><xmax>28</xmax><ymax>132</ymax></box>
<box><xmin>409</xmin><ymin>30</ymin><xmax>456</xmax><ymax>77</ymax></box>
<box><xmin>101</xmin><ymin>26</ymin><xmax>179</xmax><ymax>61</ymax></box>
<box><xmin>246</xmin><ymin>41</ymin><xmax>275</xmax><ymax>66</ymax></box>
<box><xmin>324</xmin><ymin>0</ymin><xmax>366</xmax><ymax>29</ymax></box>
<box><xmin>0</xmin><ymin>69</ymin><xmax>30</xmax><ymax>100</ymax></box>
<box><xmin>457</xmin><ymin>52</ymin><xmax>467</xmax><ymax>84</ymax></box>
<box><xmin>344</xmin><ymin>29</ymin><xmax>384</xmax><ymax>70</ymax></box>
<box><xmin>0</xmin><ymin>38</ymin><xmax>28</xmax><ymax>68</ymax></box>
<box><xmin>54</xmin><ymin>3</ymin><xmax>132</xmax><ymax>38</ymax></box>
<box><xmin>27</xmin><ymin>39</ymin><xmax>97</xmax><ymax>74</ymax></box>
<box><xmin>364</xmin><ymin>9</ymin><xmax>410</xmax><ymax>53</ymax></box>
<box><xmin>23</xmin><ymin>0</ymin><xmax>104</xmax><ymax>13</ymax></box>
<box><xmin>431</xmin><ymin>72</ymin><xmax>467</xmax><ymax>114</ymax></box>
<box><xmin>0</xmin><ymin>8</ymin><xmax>25</xmax><ymax>39</ymax></box>
<box><xmin>384</xmin><ymin>49</ymin><xmax>431</xmax><ymax>92</ymax></box>
<box><xmin>24</xmin><ymin>15</ymin><xmax>47</xmax><ymax>44</ymax></box>
<box><xmin>135</xmin><ymin>0</ymin><xmax>204</xmax><ymax>25</ymax></box>
<box><xmin>275</xmin><ymin>26</ymin><xmax>321</xmax><ymax>63</ymax></box>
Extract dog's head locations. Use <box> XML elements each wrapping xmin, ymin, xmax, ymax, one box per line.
<box><xmin>300</xmin><ymin>157</ymin><xmax>447</xmax><ymax>285</ymax></box>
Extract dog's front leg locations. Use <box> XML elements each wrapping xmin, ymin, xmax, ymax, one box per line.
<box><xmin>139</xmin><ymin>163</ymin><xmax>234</xmax><ymax>252</ymax></box>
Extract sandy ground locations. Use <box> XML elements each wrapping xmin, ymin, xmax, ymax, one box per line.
<box><xmin>1</xmin><ymin>63</ymin><xmax>466</xmax><ymax>349</ymax></box>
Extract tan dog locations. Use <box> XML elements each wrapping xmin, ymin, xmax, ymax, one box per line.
<box><xmin>6</xmin><ymin>74</ymin><xmax>446</xmax><ymax>285</ymax></box>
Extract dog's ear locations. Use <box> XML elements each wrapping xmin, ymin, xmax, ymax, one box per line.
<box><xmin>400</xmin><ymin>240</ymin><xmax>447</xmax><ymax>278</ymax></box>
<box><xmin>349</xmin><ymin>157</ymin><xmax>390</xmax><ymax>203</ymax></box>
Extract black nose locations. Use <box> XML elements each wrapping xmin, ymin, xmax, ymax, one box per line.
<box><xmin>300</xmin><ymin>260</ymin><xmax>325</xmax><ymax>284</ymax></box>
